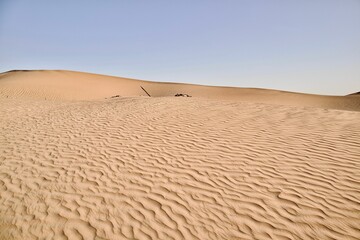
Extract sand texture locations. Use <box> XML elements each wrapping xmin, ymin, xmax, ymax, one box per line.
<box><xmin>0</xmin><ymin>70</ymin><xmax>360</xmax><ymax>240</ymax></box>
<box><xmin>1</xmin><ymin>70</ymin><xmax>360</xmax><ymax>111</ymax></box>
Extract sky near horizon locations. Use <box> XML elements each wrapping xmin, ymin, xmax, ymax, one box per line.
<box><xmin>0</xmin><ymin>1</ymin><xmax>359</xmax><ymax>95</ymax></box>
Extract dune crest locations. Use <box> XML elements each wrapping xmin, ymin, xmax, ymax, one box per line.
<box><xmin>1</xmin><ymin>69</ymin><xmax>359</xmax><ymax>111</ymax></box>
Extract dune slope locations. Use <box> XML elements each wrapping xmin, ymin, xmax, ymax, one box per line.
<box><xmin>0</xmin><ymin>70</ymin><xmax>359</xmax><ymax>239</ymax></box>
<box><xmin>0</xmin><ymin>70</ymin><xmax>359</xmax><ymax>111</ymax></box>
<box><xmin>1</xmin><ymin>96</ymin><xmax>360</xmax><ymax>240</ymax></box>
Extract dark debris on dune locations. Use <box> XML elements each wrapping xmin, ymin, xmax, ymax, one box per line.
<box><xmin>175</xmin><ymin>93</ymin><xmax>192</xmax><ymax>97</ymax></box>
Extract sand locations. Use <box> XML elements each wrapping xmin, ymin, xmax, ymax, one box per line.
<box><xmin>1</xmin><ymin>70</ymin><xmax>360</xmax><ymax>111</ymax></box>
<box><xmin>0</xmin><ymin>70</ymin><xmax>359</xmax><ymax>240</ymax></box>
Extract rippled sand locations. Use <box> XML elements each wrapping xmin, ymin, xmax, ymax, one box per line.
<box><xmin>0</xmin><ymin>70</ymin><xmax>359</xmax><ymax>239</ymax></box>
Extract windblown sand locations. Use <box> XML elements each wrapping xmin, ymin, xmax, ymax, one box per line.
<box><xmin>0</xmin><ymin>71</ymin><xmax>360</xmax><ymax>239</ymax></box>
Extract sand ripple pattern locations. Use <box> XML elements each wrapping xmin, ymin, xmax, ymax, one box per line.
<box><xmin>0</xmin><ymin>97</ymin><xmax>360</xmax><ymax>240</ymax></box>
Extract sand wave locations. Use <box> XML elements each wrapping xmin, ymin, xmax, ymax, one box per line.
<box><xmin>1</xmin><ymin>96</ymin><xmax>359</xmax><ymax>239</ymax></box>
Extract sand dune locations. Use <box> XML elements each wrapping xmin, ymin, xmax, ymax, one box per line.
<box><xmin>348</xmin><ymin>91</ymin><xmax>360</xmax><ymax>97</ymax></box>
<box><xmin>1</xmin><ymin>70</ymin><xmax>359</xmax><ymax>111</ymax></box>
<box><xmin>0</xmin><ymin>70</ymin><xmax>360</xmax><ymax>239</ymax></box>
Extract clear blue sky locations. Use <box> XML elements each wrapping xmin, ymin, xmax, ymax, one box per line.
<box><xmin>1</xmin><ymin>0</ymin><xmax>359</xmax><ymax>95</ymax></box>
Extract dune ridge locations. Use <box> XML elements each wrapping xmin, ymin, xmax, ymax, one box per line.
<box><xmin>1</xmin><ymin>70</ymin><xmax>359</xmax><ymax>111</ymax></box>
<box><xmin>0</xmin><ymin>70</ymin><xmax>360</xmax><ymax>239</ymax></box>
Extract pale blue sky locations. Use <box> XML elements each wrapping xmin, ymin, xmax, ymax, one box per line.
<box><xmin>0</xmin><ymin>0</ymin><xmax>359</xmax><ymax>95</ymax></box>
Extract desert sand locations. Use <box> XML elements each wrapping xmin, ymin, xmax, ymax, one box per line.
<box><xmin>0</xmin><ymin>70</ymin><xmax>359</xmax><ymax>240</ymax></box>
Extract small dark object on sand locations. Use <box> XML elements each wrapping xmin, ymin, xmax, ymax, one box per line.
<box><xmin>175</xmin><ymin>93</ymin><xmax>191</xmax><ymax>97</ymax></box>
<box><xmin>110</xmin><ymin>95</ymin><xmax>120</xmax><ymax>98</ymax></box>
<box><xmin>140</xmin><ymin>86</ymin><xmax>151</xmax><ymax>97</ymax></box>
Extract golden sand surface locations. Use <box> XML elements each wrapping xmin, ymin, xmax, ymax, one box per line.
<box><xmin>0</xmin><ymin>70</ymin><xmax>359</xmax><ymax>239</ymax></box>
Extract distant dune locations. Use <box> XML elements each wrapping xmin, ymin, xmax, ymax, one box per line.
<box><xmin>0</xmin><ymin>70</ymin><xmax>360</xmax><ymax>239</ymax></box>
<box><xmin>348</xmin><ymin>91</ymin><xmax>360</xmax><ymax>97</ymax></box>
<box><xmin>0</xmin><ymin>70</ymin><xmax>359</xmax><ymax>111</ymax></box>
